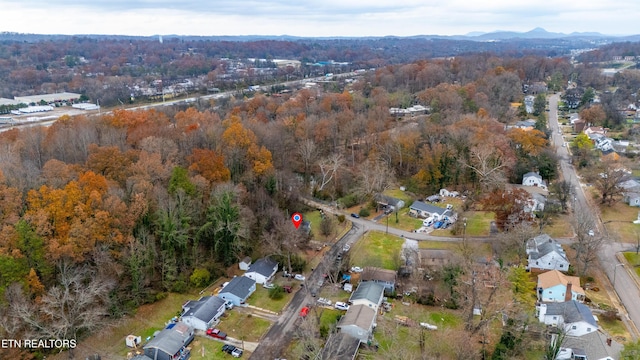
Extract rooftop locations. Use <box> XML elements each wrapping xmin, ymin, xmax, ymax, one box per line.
<box><xmin>338</xmin><ymin>304</ymin><xmax>377</xmax><ymax>330</ymax></box>
<box><xmin>361</xmin><ymin>267</ymin><xmax>396</xmax><ymax>283</ymax></box>
<box><xmin>247</xmin><ymin>257</ymin><xmax>278</xmax><ymax>277</ymax></box>
<box><xmin>537</xmin><ymin>270</ymin><xmax>584</xmax><ymax>295</ymax></box>
<box><xmin>545</xmin><ymin>301</ymin><xmax>597</xmax><ymax>327</ymax></box>
<box><xmin>182</xmin><ymin>295</ymin><xmax>225</xmax><ymax>322</ymax></box>
<box><xmin>349</xmin><ymin>282</ymin><xmax>385</xmax><ymax>305</ymax></box>
<box><xmin>220</xmin><ymin>276</ymin><xmax>255</xmax><ymax>298</ymax></box>
<box><xmin>410</xmin><ymin>200</ymin><xmax>449</xmax><ymax>215</ymax></box>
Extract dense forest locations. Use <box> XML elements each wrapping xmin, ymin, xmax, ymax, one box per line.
<box><xmin>1</xmin><ymin>36</ymin><xmax>639</xmax><ymax>358</ymax></box>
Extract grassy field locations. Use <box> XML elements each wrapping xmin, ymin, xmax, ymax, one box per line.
<box><xmin>350</xmin><ymin>231</ymin><xmax>404</xmax><ymax>270</ymax></box>
<box><xmin>303</xmin><ymin>210</ymin><xmax>349</xmax><ymax>243</ymax></box>
<box><xmin>623</xmin><ymin>252</ymin><xmax>640</xmax><ymax>277</ymax></box>
<box><xmin>601</xmin><ymin>202</ymin><xmax>640</xmax><ymax>243</ymax></box>
<box><xmin>543</xmin><ymin>213</ymin><xmax>575</xmax><ymax>238</ymax></box>
<box><xmin>461</xmin><ymin>211</ymin><xmax>495</xmax><ymax>237</ymax></box>
<box><xmin>383</xmin><ymin>188</ymin><xmax>414</xmax><ymax>204</ymax></box>
<box><xmin>247</xmin><ymin>285</ymin><xmax>295</xmax><ymax>313</ymax></box>
<box><xmin>385</xmin><ymin>207</ymin><xmax>424</xmax><ymax>231</ymax></box>
<box><xmin>219</xmin><ymin>309</ymin><xmax>272</xmax><ymax>342</ymax></box>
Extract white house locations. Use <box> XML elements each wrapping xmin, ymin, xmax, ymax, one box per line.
<box><xmin>522</xmin><ymin>172</ymin><xmax>546</xmax><ymax>189</ymax></box>
<box><xmin>620</xmin><ymin>179</ymin><xmax>640</xmax><ymax>207</ymax></box>
<box><xmin>218</xmin><ymin>276</ymin><xmax>256</xmax><ymax>307</ymax></box>
<box><xmin>244</xmin><ymin>257</ymin><xmax>278</xmax><ymax>284</ymax></box>
<box><xmin>337</xmin><ymin>304</ymin><xmax>377</xmax><ymax>343</ymax></box>
<box><xmin>239</xmin><ymin>256</ymin><xmax>252</xmax><ymax>271</ymax></box>
<box><xmin>181</xmin><ymin>295</ymin><xmax>226</xmax><ymax>331</ymax></box>
<box><xmin>526</xmin><ymin>234</ymin><xmax>570</xmax><ymax>272</ymax></box>
<box><xmin>537</xmin><ymin>270</ymin><xmax>585</xmax><ymax>303</ymax></box>
<box><xmin>537</xmin><ymin>300</ymin><xmax>598</xmax><ymax>337</ymax></box>
<box><xmin>348</xmin><ymin>282</ymin><xmax>385</xmax><ymax>311</ymax></box>
<box><xmin>409</xmin><ymin>200</ymin><xmax>452</xmax><ymax>221</ymax></box>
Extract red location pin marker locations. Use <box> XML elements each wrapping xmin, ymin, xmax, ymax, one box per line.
<box><xmin>291</xmin><ymin>212</ymin><xmax>303</xmax><ymax>229</ymax></box>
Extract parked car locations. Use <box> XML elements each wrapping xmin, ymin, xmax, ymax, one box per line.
<box><xmin>282</xmin><ymin>271</ymin><xmax>294</xmax><ymax>278</ymax></box>
<box><xmin>342</xmin><ymin>244</ymin><xmax>351</xmax><ymax>252</ymax></box>
<box><xmin>433</xmin><ymin>221</ymin><xmax>443</xmax><ymax>229</ymax></box>
<box><xmin>300</xmin><ymin>306</ymin><xmax>310</xmax><ymax>317</ymax></box>
<box><xmin>224</xmin><ymin>300</ymin><xmax>234</xmax><ymax>310</ymax></box>
<box><xmin>263</xmin><ymin>282</ymin><xmax>275</xmax><ymax>289</ymax></box>
<box><xmin>317</xmin><ymin>297</ymin><xmax>332</xmax><ymax>306</ymax></box>
<box><xmin>350</xmin><ymin>213</ymin><xmax>360</xmax><ymax>218</ymax></box>
<box><xmin>588</xmin><ymin>229</ymin><xmax>595</xmax><ymax>236</ymax></box>
<box><xmin>206</xmin><ymin>328</ymin><xmax>227</xmax><ymax>340</ymax></box>
<box><xmin>350</xmin><ymin>266</ymin><xmax>363</xmax><ymax>273</ymax></box>
<box><xmin>282</xmin><ymin>285</ymin><xmax>292</xmax><ymax>293</ymax></box>
<box><xmin>222</xmin><ymin>344</ymin><xmax>236</xmax><ymax>354</ymax></box>
<box><xmin>334</xmin><ymin>302</ymin><xmax>349</xmax><ymax>311</ymax></box>
<box><xmin>294</xmin><ymin>274</ymin><xmax>306</xmax><ymax>281</ymax></box>
<box><xmin>231</xmin><ymin>348</ymin><xmax>243</xmax><ymax>358</ymax></box>
<box><xmin>384</xmin><ymin>207</ymin><xmax>393</xmax><ymax>214</ymax></box>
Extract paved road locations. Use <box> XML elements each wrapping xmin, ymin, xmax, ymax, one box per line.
<box><xmin>249</xmin><ymin>223</ymin><xmax>364</xmax><ymax>359</ymax></box>
<box><xmin>548</xmin><ymin>94</ymin><xmax>640</xmax><ymax>339</ymax></box>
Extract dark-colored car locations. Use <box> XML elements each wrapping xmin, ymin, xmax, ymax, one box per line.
<box><xmin>282</xmin><ymin>285</ymin><xmax>292</xmax><ymax>293</ymax></box>
<box><xmin>350</xmin><ymin>213</ymin><xmax>360</xmax><ymax>218</ymax></box>
<box><xmin>222</xmin><ymin>344</ymin><xmax>236</xmax><ymax>354</ymax></box>
<box><xmin>206</xmin><ymin>328</ymin><xmax>227</xmax><ymax>340</ymax></box>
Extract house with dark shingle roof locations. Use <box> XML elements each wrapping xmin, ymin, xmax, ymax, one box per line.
<box><xmin>181</xmin><ymin>295</ymin><xmax>226</xmax><ymax>331</ymax></box>
<box><xmin>244</xmin><ymin>257</ymin><xmax>278</xmax><ymax>284</ymax></box>
<box><xmin>559</xmin><ymin>330</ymin><xmax>622</xmax><ymax>360</ymax></box>
<box><xmin>537</xmin><ymin>300</ymin><xmax>598</xmax><ymax>337</ymax></box>
<box><xmin>526</xmin><ymin>234</ymin><xmax>569</xmax><ymax>272</ymax></box>
<box><xmin>218</xmin><ymin>276</ymin><xmax>256</xmax><ymax>306</ymax></box>
<box><xmin>374</xmin><ymin>194</ymin><xmax>405</xmax><ymax>211</ymax></box>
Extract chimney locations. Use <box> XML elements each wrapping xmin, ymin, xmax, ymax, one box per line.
<box><xmin>565</xmin><ymin>282</ymin><xmax>573</xmax><ymax>302</ymax></box>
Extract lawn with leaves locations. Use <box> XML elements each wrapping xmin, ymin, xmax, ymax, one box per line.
<box><xmin>350</xmin><ymin>231</ymin><xmax>404</xmax><ymax>270</ymax></box>
<box><xmin>248</xmin><ymin>284</ymin><xmax>295</xmax><ymax>313</ymax></box>
<box><xmin>219</xmin><ymin>309</ymin><xmax>272</xmax><ymax>342</ymax></box>
<box><xmin>461</xmin><ymin>211</ymin><xmax>495</xmax><ymax>237</ymax></box>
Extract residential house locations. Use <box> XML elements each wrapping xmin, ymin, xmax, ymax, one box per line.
<box><xmin>239</xmin><ymin>256</ymin><xmax>252</xmax><ymax>271</ymax></box>
<box><xmin>537</xmin><ymin>270</ymin><xmax>585</xmax><ymax>303</ymax></box>
<box><xmin>374</xmin><ymin>194</ymin><xmax>405</xmax><ymax>211</ymax></box>
<box><xmin>439</xmin><ymin>188</ymin><xmax>460</xmax><ymax>197</ymax></box>
<box><xmin>558</xmin><ymin>330</ymin><xmax>623</xmax><ymax>360</ymax></box>
<box><xmin>409</xmin><ymin>200</ymin><xmax>452</xmax><ymax>223</ymax></box>
<box><xmin>524</xmin><ymin>95</ymin><xmax>535</xmax><ymax>113</ymax></box>
<box><xmin>594</xmin><ymin>137</ymin><xmax>614</xmax><ymax>152</ymax></box>
<box><xmin>514</xmin><ymin>119</ymin><xmax>536</xmax><ymax>130</ymax></box>
<box><xmin>522</xmin><ymin>171</ymin><xmax>546</xmax><ymax>189</ymax></box>
<box><xmin>523</xmin><ymin>192</ymin><xmax>547</xmax><ymax>213</ymax></box>
<box><xmin>620</xmin><ymin>179</ymin><xmax>640</xmax><ymax>207</ymax></box>
<box><xmin>336</xmin><ymin>304</ymin><xmax>377</xmax><ymax>343</ymax></box>
<box><xmin>573</xmin><ymin>119</ymin><xmax>587</xmax><ymax>133</ymax></box>
<box><xmin>526</xmin><ymin>234</ymin><xmax>570</xmax><ymax>272</ymax></box>
<box><xmin>180</xmin><ymin>296</ymin><xmax>226</xmax><ymax>331</ymax></box>
<box><xmin>348</xmin><ymin>282</ymin><xmax>385</xmax><ymax>311</ymax></box>
<box><xmin>360</xmin><ymin>267</ymin><xmax>397</xmax><ymax>295</ymax></box>
<box><xmin>585</xmin><ymin>126</ymin><xmax>607</xmax><ymax>137</ymax></box>
<box><xmin>138</xmin><ymin>322</ymin><xmax>194</xmax><ymax>360</ymax></box>
<box><xmin>320</xmin><ymin>332</ymin><xmax>361</xmax><ymax>360</ymax></box>
<box><xmin>568</xmin><ymin>113</ymin><xmax>580</xmax><ymax>124</ymax></box>
<box><xmin>218</xmin><ymin>276</ymin><xmax>256</xmax><ymax>306</ymax></box>
<box><xmin>537</xmin><ymin>300</ymin><xmax>598</xmax><ymax>337</ymax></box>
<box><xmin>244</xmin><ymin>257</ymin><xmax>278</xmax><ymax>284</ymax></box>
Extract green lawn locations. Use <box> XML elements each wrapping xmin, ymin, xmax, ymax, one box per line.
<box><xmin>623</xmin><ymin>252</ymin><xmax>640</xmax><ymax>278</ymax></box>
<box><xmin>248</xmin><ymin>284</ymin><xmax>295</xmax><ymax>313</ymax></box>
<box><xmin>219</xmin><ymin>309</ymin><xmax>272</xmax><ymax>342</ymax></box>
<box><xmin>303</xmin><ymin>210</ymin><xmax>348</xmax><ymax>243</ymax></box>
<box><xmin>601</xmin><ymin>203</ymin><xmax>640</xmax><ymax>243</ymax></box>
<box><xmin>384</xmin><ymin>207</ymin><xmax>425</xmax><ymax>231</ymax></box>
<box><xmin>383</xmin><ymin>188</ymin><xmax>413</xmax><ymax>204</ymax></box>
<box><xmin>461</xmin><ymin>211</ymin><xmax>495</xmax><ymax>237</ymax></box>
<box><xmin>350</xmin><ymin>231</ymin><xmax>404</xmax><ymax>270</ymax></box>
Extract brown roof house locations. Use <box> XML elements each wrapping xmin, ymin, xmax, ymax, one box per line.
<box><xmin>537</xmin><ymin>270</ymin><xmax>585</xmax><ymax>303</ymax></box>
<box><xmin>360</xmin><ymin>267</ymin><xmax>396</xmax><ymax>295</ymax></box>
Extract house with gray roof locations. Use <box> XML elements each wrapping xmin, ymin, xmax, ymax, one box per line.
<box><xmin>180</xmin><ymin>295</ymin><xmax>226</xmax><ymax>331</ymax></box>
<box><xmin>218</xmin><ymin>276</ymin><xmax>256</xmax><ymax>306</ymax></box>
<box><xmin>320</xmin><ymin>332</ymin><xmax>361</xmax><ymax>360</ymax></box>
<box><xmin>537</xmin><ymin>300</ymin><xmax>598</xmax><ymax>337</ymax></box>
<box><xmin>140</xmin><ymin>322</ymin><xmax>193</xmax><ymax>360</ymax></box>
<box><xmin>522</xmin><ymin>171</ymin><xmax>546</xmax><ymax>189</ymax></box>
<box><xmin>621</xmin><ymin>179</ymin><xmax>640</xmax><ymax>207</ymax></box>
<box><xmin>559</xmin><ymin>330</ymin><xmax>622</xmax><ymax>360</ymax></box>
<box><xmin>409</xmin><ymin>200</ymin><xmax>452</xmax><ymax>221</ymax></box>
<box><xmin>526</xmin><ymin>234</ymin><xmax>569</xmax><ymax>272</ymax></box>
<box><xmin>244</xmin><ymin>257</ymin><xmax>278</xmax><ymax>284</ymax></box>
<box><xmin>374</xmin><ymin>194</ymin><xmax>405</xmax><ymax>211</ymax></box>
<box><xmin>337</xmin><ymin>304</ymin><xmax>377</xmax><ymax>343</ymax></box>
<box><xmin>348</xmin><ymin>282</ymin><xmax>384</xmax><ymax>311</ymax></box>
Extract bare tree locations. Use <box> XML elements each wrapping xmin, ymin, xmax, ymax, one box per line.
<box><xmin>462</xmin><ymin>143</ymin><xmax>513</xmax><ymax>190</ymax></box>
<box><xmin>316</xmin><ymin>153</ymin><xmax>344</xmax><ymax>191</ymax></box>
<box><xmin>355</xmin><ymin>158</ymin><xmax>395</xmax><ymax>197</ymax></box>
<box><xmin>585</xmin><ymin>159</ymin><xmax>630</xmax><ymax>205</ymax></box>
<box><xmin>551</xmin><ymin>180</ymin><xmax>574</xmax><ymax>213</ymax></box>
<box><xmin>298</xmin><ymin>138</ymin><xmax>317</xmax><ymax>181</ymax></box>
<box><xmin>572</xmin><ymin>207</ymin><xmax>606</xmax><ymax>276</ymax></box>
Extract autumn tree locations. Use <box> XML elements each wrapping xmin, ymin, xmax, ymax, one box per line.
<box><xmin>188</xmin><ymin>148</ymin><xmax>230</xmax><ymax>184</ymax></box>
<box><xmin>579</xmin><ymin>105</ymin><xmax>606</xmax><ymax>126</ymax></box>
<box><xmin>482</xmin><ymin>188</ymin><xmax>534</xmax><ymax>231</ymax></box>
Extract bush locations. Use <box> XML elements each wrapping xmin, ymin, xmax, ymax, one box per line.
<box><xmin>358</xmin><ymin>207</ymin><xmax>370</xmax><ymax>217</ymax></box>
<box><xmin>337</xmin><ymin>214</ymin><xmax>345</xmax><ymax>223</ymax></box>
<box><xmin>190</xmin><ymin>268</ymin><xmax>211</xmax><ymax>287</ymax></box>
<box><xmin>339</xmin><ymin>194</ymin><xmax>359</xmax><ymax>209</ymax></box>
<box><xmin>269</xmin><ymin>286</ymin><xmax>284</xmax><ymax>300</ymax></box>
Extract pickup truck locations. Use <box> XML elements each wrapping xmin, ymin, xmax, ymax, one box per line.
<box><xmin>206</xmin><ymin>328</ymin><xmax>227</xmax><ymax>340</ymax></box>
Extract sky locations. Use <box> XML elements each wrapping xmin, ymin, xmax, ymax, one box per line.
<box><xmin>1</xmin><ymin>0</ymin><xmax>638</xmax><ymax>37</ymax></box>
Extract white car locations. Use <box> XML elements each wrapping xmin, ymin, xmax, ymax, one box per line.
<box><xmin>350</xmin><ymin>266</ymin><xmax>363</xmax><ymax>273</ymax></box>
<box><xmin>343</xmin><ymin>244</ymin><xmax>351</xmax><ymax>252</ymax></box>
<box><xmin>588</xmin><ymin>229</ymin><xmax>595</xmax><ymax>236</ymax></box>
<box><xmin>317</xmin><ymin>297</ymin><xmax>332</xmax><ymax>306</ymax></box>
<box><xmin>263</xmin><ymin>282</ymin><xmax>275</xmax><ymax>289</ymax></box>
<box><xmin>334</xmin><ymin>301</ymin><xmax>349</xmax><ymax>311</ymax></box>
<box><xmin>294</xmin><ymin>274</ymin><xmax>306</xmax><ymax>281</ymax></box>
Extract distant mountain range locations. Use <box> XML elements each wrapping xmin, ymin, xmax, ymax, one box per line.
<box><xmin>1</xmin><ymin>28</ymin><xmax>639</xmax><ymax>43</ymax></box>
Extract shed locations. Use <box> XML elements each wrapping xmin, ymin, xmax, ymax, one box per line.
<box><xmin>239</xmin><ymin>256</ymin><xmax>252</xmax><ymax>271</ymax></box>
